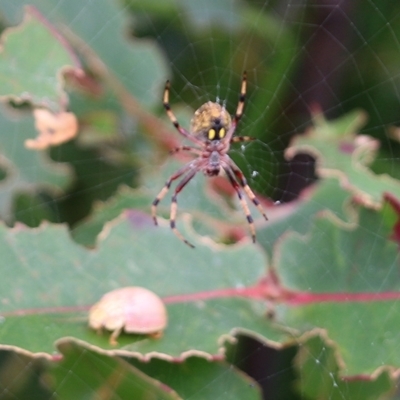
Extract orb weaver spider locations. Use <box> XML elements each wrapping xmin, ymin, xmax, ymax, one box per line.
<box><xmin>152</xmin><ymin>72</ymin><xmax>268</xmax><ymax>248</ymax></box>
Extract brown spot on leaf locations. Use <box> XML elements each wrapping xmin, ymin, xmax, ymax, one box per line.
<box><xmin>25</xmin><ymin>108</ymin><xmax>78</xmax><ymax>150</ymax></box>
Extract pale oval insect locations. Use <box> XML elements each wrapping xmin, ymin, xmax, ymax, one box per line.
<box><xmin>88</xmin><ymin>286</ymin><xmax>167</xmax><ymax>345</ymax></box>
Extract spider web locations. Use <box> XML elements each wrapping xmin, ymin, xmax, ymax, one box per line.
<box><xmin>0</xmin><ymin>1</ymin><xmax>400</xmax><ymax>399</ymax></box>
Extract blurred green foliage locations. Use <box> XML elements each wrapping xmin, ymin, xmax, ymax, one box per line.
<box><xmin>0</xmin><ymin>1</ymin><xmax>400</xmax><ymax>399</ymax></box>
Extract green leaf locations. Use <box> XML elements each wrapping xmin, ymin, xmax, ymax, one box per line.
<box><xmin>0</xmin><ymin>10</ymin><xmax>77</xmax><ymax>110</ymax></box>
<box><xmin>0</xmin><ymin>212</ymin><xmax>284</xmax><ymax>356</ymax></box>
<box><xmin>71</xmin><ymin>186</ymin><xmax>150</xmax><ymax>246</ymax></box>
<box><xmin>127</xmin><ymin>352</ymin><xmax>262</xmax><ymax>400</ymax></box>
<box><xmin>286</xmin><ymin>110</ymin><xmax>400</xmax><ymax>208</ymax></box>
<box><xmin>121</xmin><ymin>298</ymin><xmax>282</xmax><ymax>357</ymax></box>
<box><xmin>257</xmin><ymin>178</ymin><xmax>354</xmax><ymax>256</ymax></box>
<box><xmin>0</xmin><ymin>105</ymin><xmax>71</xmax><ymax>218</ymax></box>
<box><xmin>295</xmin><ymin>335</ymin><xmax>393</xmax><ymax>399</ymax></box>
<box><xmin>277</xmin><ymin>203</ymin><xmax>397</xmax><ymax>292</ymax></box>
<box><xmin>72</xmin><ymin>159</ymin><xmax>233</xmax><ymax>246</ymax></box>
<box><xmin>52</xmin><ymin>340</ymin><xmax>181</xmax><ymax>399</ymax></box>
<box><xmin>0</xmin><ymin>348</ymin><xmax>50</xmax><ymax>398</ymax></box>
<box><xmin>180</xmin><ymin>0</ymin><xmax>241</xmax><ymax>31</ymax></box>
<box><xmin>10</xmin><ymin>0</ymin><xmax>169</xmax><ymax>108</ymax></box>
<box><xmin>274</xmin><ymin>204</ymin><xmax>400</xmax><ymax>375</ymax></box>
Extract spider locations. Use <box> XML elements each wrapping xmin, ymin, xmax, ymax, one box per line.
<box><xmin>152</xmin><ymin>71</ymin><xmax>268</xmax><ymax>248</ymax></box>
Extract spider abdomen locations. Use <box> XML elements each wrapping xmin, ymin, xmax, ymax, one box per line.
<box><xmin>191</xmin><ymin>102</ymin><xmax>232</xmax><ymax>141</ymax></box>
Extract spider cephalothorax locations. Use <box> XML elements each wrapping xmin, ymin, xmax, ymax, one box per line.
<box><xmin>152</xmin><ymin>72</ymin><xmax>268</xmax><ymax>248</ymax></box>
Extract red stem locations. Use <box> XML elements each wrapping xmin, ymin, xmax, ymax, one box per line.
<box><xmin>3</xmin><ymin>282</ymin><xmax>400</xmax><ymax>317</ymax></box>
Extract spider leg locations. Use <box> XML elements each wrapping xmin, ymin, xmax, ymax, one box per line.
<box><xmin>163</xmin><ymin>81</ymin><xmax>204</xmax><ymax>146</ymax></box>
<box><xmin>169</xmin><ymin>145</ymin><xmax>202</xmax><ymax>156</ymax></box>
<box><xmin>222</xmin><ymin>165</ymin><xmax>257</xmax><ymax>243</ymax></box>
<box><xmin>170</xmin><ymin>169</ymin><xmax>198</xmax><ymax>248</ymax></box>
<box><xmin>230</xmin><ymin>136</ymin><xmax>255</xmax><ymax>144</ymax></box>
<box><xmin>225</xmin><ymin>71</ymin><xmax>247</xmax><ymax>142</ymax></box>
<box><xmin>152</xmin><ymin>162</ymin><xmax>195</xmax><ymax>226</ymax></box>
<box><xmin>234</xmin><ymin>71</ymin><xmax>247</xmax><ymax>125</ymax></box>
<box><xmin>228</xmin><ymin>160</ymin><xmax>268</xmax><ymax>221</ymax></box>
